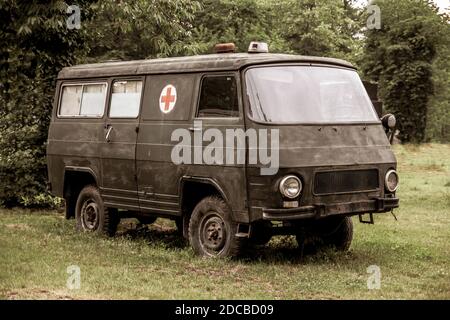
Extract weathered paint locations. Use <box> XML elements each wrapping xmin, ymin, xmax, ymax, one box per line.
<box><xmin>57</xmin><ymin>53</ymin><xmax>354</xmax><ymax>79</ymax></box>
<box><xmin>47</xmin><ymin>53</ymin><xmax>398</xmax><ymax>226</ymax></box>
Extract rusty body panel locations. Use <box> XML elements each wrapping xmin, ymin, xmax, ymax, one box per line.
<box><xmin>47</xmin><ymin>52</ymin><xmax>398</xmax><ymax>230</ymax></box>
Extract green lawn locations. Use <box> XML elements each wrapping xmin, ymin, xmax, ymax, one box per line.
<box><xmin>0</xmin><ymin>144</ymin><xmax>449</xmax><ymax>299</ymax></box>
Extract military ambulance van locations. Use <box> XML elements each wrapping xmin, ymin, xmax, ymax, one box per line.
<box><xmin>47</xmin><ymin>42</ymin><xmax>399</xmax><ymax>257</ymax></box>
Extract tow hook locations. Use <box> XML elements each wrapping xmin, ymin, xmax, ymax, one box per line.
<box><xmin>359</xmin><ymin>213</ymin><xmax>374</xmax><ymax>224</ymax></box>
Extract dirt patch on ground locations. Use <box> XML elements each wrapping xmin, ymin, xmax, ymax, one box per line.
<box><xmin>4</xmin><ymin>288</ymin><xmax>74</xmax><ymax>300</ymax></box>
<box><xmin>4</xmin><ymin>223</ymin><xmax>32</xmax><ymax>231</ymax></box>
<box><xmin>2</xmin><ymin>288</ymin><xmax>109</xmax><ymax>300</ymax></box>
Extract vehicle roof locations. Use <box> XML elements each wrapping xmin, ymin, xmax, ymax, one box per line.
<box><xmin>57</xmin><ymin>53</ymin><xmax>355</xmax><ymax>80</ymax></box>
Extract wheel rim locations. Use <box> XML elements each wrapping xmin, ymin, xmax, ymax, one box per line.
<box><xmin>80</xmin><ymin>199</ymin><xmax>100</xmax><ymax>231</ymax></box>
<box><xmin>199</xmin><ymin>212</ymin><xmax>227</xmax><ymax>256</ymax></box>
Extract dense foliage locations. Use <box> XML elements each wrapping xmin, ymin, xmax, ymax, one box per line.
<box><xmin>0</xmin><ymin>0</ymin><xmax>449</xmax><ymax>207</ymax></box>
<box><xmin>86</xmin><ymin>0</ymin><xmax>201</xmax><ymax>60</ymax></box>
<box><xmin>361</xmin><ymin>0</ymin><xmax>449</xmax><ymax>143</ymax></box>
<box><xmin>0</xmin><ymin>0</ymin><xmax>201</xmax><ymax>207</ymax></box>
<box><xmin>0</xmin><ymin>0</ymin><xmax>91</xmax><ymax>206</ymax></box>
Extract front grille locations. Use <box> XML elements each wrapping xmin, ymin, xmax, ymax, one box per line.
<box><xmin>314</xmin><ymin>169</ymin><xmax>379</xmax><ymax>195</ymax></box>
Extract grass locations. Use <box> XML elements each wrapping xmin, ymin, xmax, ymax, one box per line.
<box><xmin>0</xmin><ymin>143</ymin><xmax>449</xmax><ymax>299</ymax></box>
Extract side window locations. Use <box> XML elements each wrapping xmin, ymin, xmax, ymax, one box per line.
<box><xmin>197</xmin><ymin>75</ymin><xmax>239</xmax><ymax>118</ymax></box>
<box><xmin>59</xmin><ymin>83</ymin><xmax>107</xmax><ymax>117</ymax></box>
<box><xmin>109</xmin><ymin>80</ymin><xmax>143</xmax><ymax>118</ymax></box>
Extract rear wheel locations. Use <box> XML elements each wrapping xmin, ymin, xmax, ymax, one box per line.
<box><xmin>323</xmin><ymin>216</ymin><xmax>353</xmax><ymax>251</ymax></box>
<box><xmin>75</xmin><ymin>185</ymin><xmax>119</xmax><ymax>236</ymax></box>
<box><xmin>296</xmin><ymin>216</ymin><xmax>353</xmax><ymax>252</ymax></box>
<box><xmin>189</xmin><ymin>196</ymin><xmax>245</xmax><ymax>257</ymax></box>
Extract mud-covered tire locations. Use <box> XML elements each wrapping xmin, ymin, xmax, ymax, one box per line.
<box><xmin>189</xmin><ymin>196</ymin><xmax>245</xmax><ymax>258</ymax></box>
<box><xmin>75</xmin><ymin>185</ymin><xmax>119</xmax><ymax>236</ymax></box>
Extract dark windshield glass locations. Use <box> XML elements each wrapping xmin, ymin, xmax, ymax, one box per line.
<box><xmin>245</xmin><ymin>66</ymin><xmax>378</xmax><ymax>123</ymax></box>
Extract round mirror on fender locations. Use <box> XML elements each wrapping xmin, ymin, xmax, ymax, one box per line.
<box><xmin>381</xmin><ymin>114</ymin><xmax>396</xmax><ymax>130</ymax></box>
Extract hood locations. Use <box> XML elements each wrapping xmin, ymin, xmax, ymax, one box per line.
<box><xmin>256</xmin><ymin>123</ymin><xmax>396</xmax><ymax>168</ymax></box>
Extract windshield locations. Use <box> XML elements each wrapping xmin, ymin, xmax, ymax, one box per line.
<box><xmin>245</xmin><ymin>66</ymin><xmax>379</xmax><ymax>123</ymax></box>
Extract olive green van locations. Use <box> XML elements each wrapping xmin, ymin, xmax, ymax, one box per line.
<box><xmin>47</xmin><ymin>42</ymin><xmax>399</xmax><ymax>257</ymax></box>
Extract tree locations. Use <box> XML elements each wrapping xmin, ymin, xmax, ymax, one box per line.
<box><xmin>86</xmin><ymin>0</ymin><xmax>201</xmax><ymax>61</ymax></box>
<box><xmin>0</xmin><ymin>0</ymin><xmax>91</xmax><ymax>206</ymax></box>
<box><xmin>272</xmin><ymin>0</ymin><xmax>360</xmax><ymax>61</ymax></box>
<box><xmin>360</xmin><ymin>0</ymin><xmax>447</xmax><ymax>143</ymax></box>
<box><xmin>426</xmin><ymin>11</ymin><xmax>450</xmax><ymax>142</ymax></box>
<box><xmin>0</xmin><ymin>0</ymin><xmax>203</xmax><ymax>207</ymax></box>
<box><xmin>190</xmin><ymin>0</ymin><xmax>288</xmax><ymax>54</ymax></box>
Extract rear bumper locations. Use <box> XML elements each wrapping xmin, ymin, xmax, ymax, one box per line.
<box><xmin>262</xmin><ymin>197</ymin><xmax>399</xmax><ymax>221</ymax></box>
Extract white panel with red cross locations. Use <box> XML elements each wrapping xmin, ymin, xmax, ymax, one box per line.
<box><xmin>159</xmin><ymin>84</ymin><xmax>177</xmax><ymax>114</ymax></box>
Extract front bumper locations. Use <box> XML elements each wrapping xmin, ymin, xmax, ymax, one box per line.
<box><xmin>262</xmin><ymin>197</ymin><xmax>399</xmax><ymax>221</ymax></box>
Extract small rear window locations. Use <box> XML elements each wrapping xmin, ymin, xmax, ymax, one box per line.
<box><xmin>109</xmin><ymin>80</ymin><xmax>143</xmax><ymax>118</ymax></box>
<box><xmin>59</xmin><ymin>83</ymin><xmax>107</xmax><ymax>117</ymax></box>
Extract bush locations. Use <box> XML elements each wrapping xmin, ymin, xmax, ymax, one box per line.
<box><xmin>0</xmin><ymin>1</ymin><xmax>89</xmax><ymax>207</ymax></box>
<box><xmin>360</xmin><ymin>0</ymin><xmax>448</xmax><ymax>143</ymax></box>
<box><xmin>0</xmin><ymin>0</ymin><xmax>200</xmax><ymax>208</ymax></box>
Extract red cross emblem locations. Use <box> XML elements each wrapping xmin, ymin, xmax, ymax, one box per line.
<box><xmin>159</xmin><ymin>84</ymin><xmax>177</xmax><ymax>113</ymax></box>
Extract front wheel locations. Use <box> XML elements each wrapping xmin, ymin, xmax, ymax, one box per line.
<box><xmin>188</xmin><ymin>196</ymin><xmax>245</xmax><ymax>258</ymax></box>
<box><xmin>75</xmin><ymin>185</ymin><xmax>119</xmax><ymax>236</ymax></box>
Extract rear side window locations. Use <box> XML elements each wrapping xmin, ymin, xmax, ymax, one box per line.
<box><xmin>197</xmin><ymin>76</ymin><xmax>239</xmax><ymax>117</ymax></box>
<box><xmin>59</xmin><ymin>83</ymin><xmax>107</xmax><ymax>117</ymax></box>
<box><xmin>109</xmin><ymin>80</ymin><xmax>143</xmax><ymax>118</ymax></box>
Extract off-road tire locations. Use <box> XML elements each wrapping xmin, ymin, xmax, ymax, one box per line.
<box><xmin>296</xmin><ymin>216</ymin><xmax>353</xmax><ymax>252</ymax></box>
<box><xmin>322</xmin><ymin>216</ymin><xmax>353</xmax><ymax>251</ymax></box>
<box><xmin>189</xmin><ymin>196</ymin><xmax>245</xmax><ymax>258</ymax></box>
<box><xmin>75</xmin><ymin>185</ymin><xmax>119</xmax><ymax>236</ymax></box>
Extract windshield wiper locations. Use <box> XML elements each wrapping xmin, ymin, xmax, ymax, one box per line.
<box><xmin>256</xmin><ymin>92</ymin><xmax>269</xmax><ymax>122</ymax></box>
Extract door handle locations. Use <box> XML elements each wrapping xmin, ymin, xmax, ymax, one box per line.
<box><xmin>105</xmin><ymin>126</ymin><xmax>114</xmax><ymax>142</ymax></box>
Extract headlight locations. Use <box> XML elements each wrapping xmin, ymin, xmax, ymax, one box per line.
<box><xmin>279</xmin><ymin>175</ymin><xmax>302</xmax><ymax>198</ymax></box>
<box><xmin>385</xmin><ymin>169</ymin><xmax>399</xmax><ymax>192</ymax></box>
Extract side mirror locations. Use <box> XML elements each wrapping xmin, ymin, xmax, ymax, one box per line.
<box><xmin>381</xmin><ymin>113</ymin><xmax>396</xmax><ymax>130</ymax></box>
<box><xmin>381</xmin><ymin>114</ymin><xmax>396</xmax><ymax>144</ymax></box>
